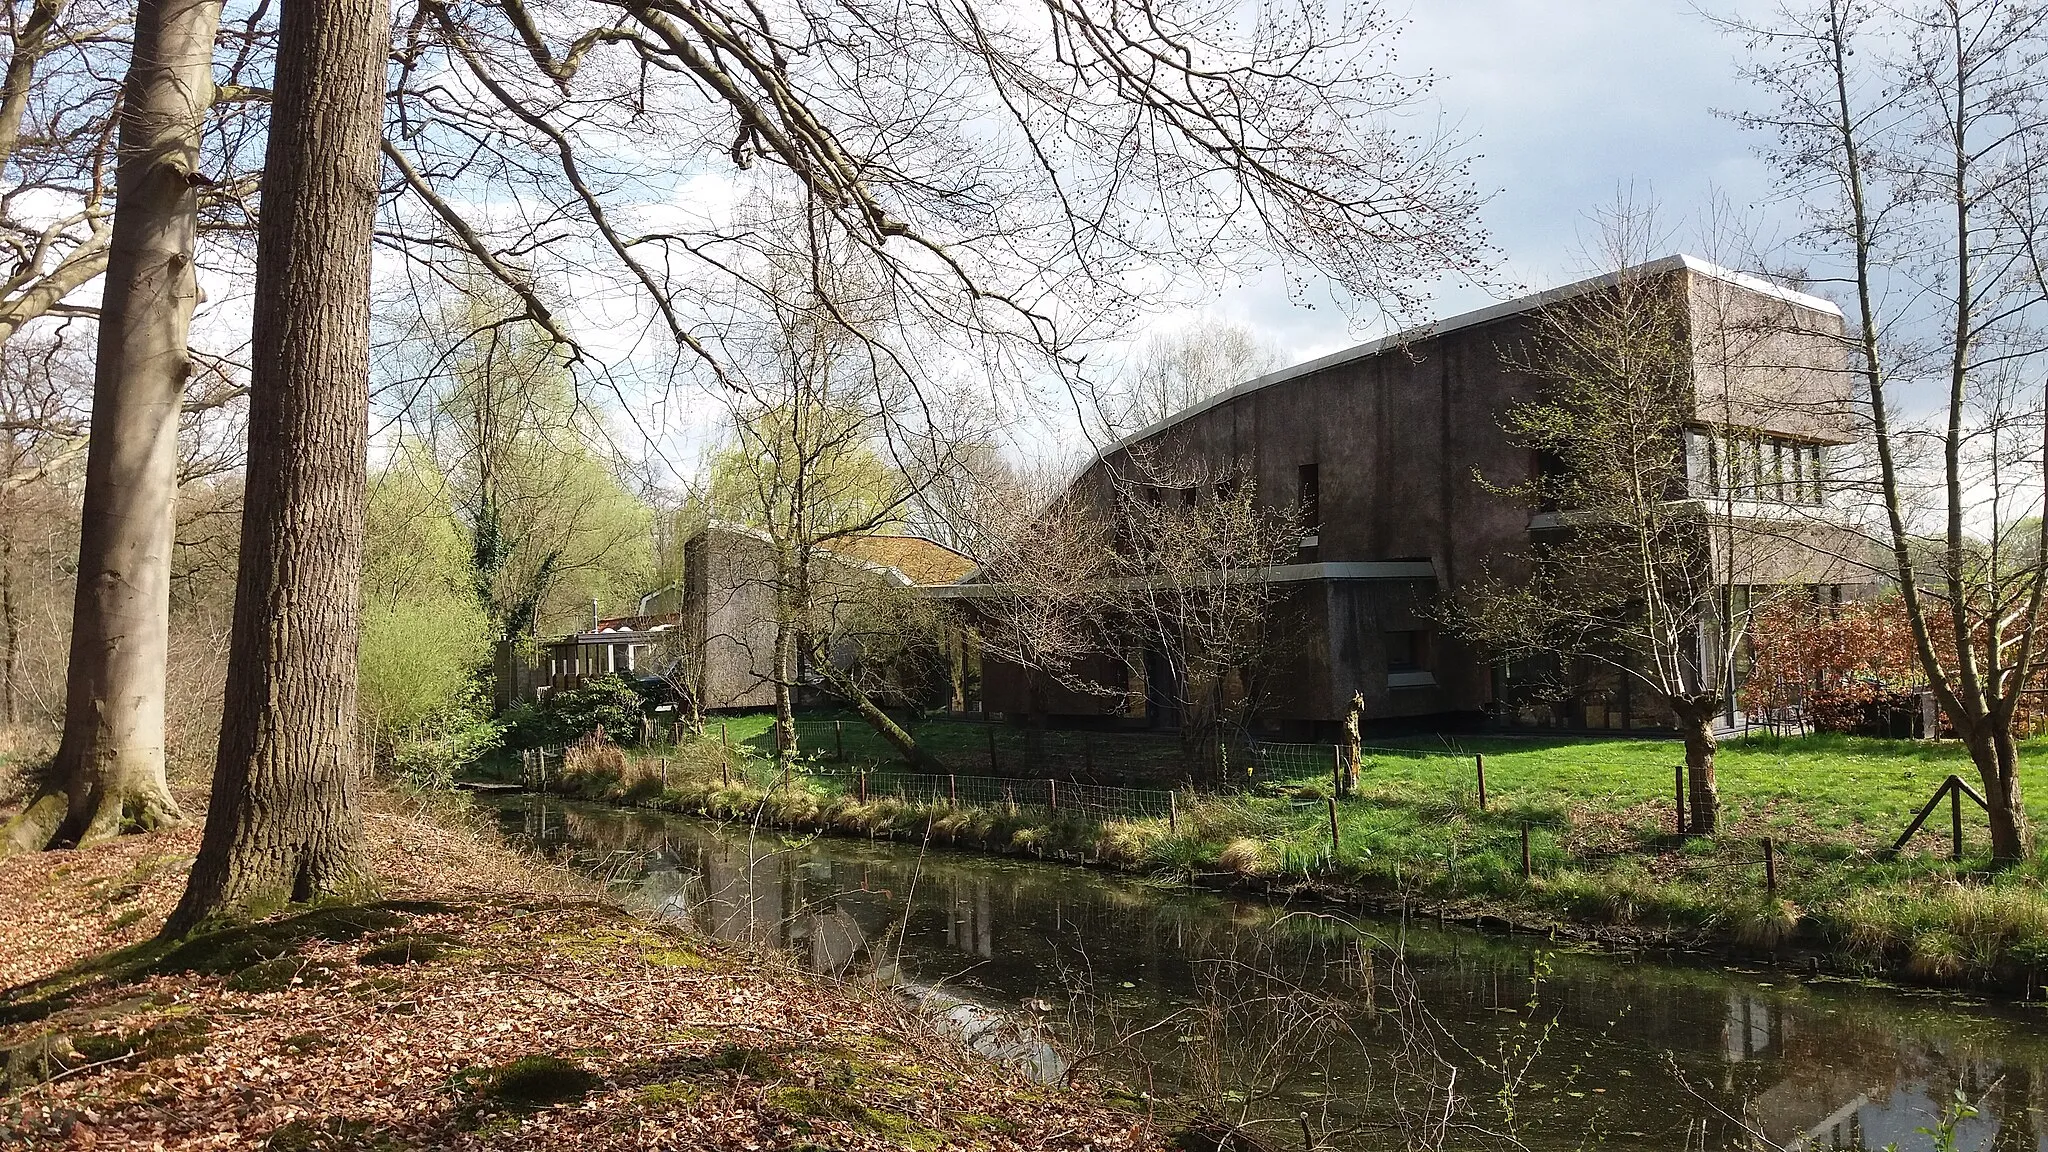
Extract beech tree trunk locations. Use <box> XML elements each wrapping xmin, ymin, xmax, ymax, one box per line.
<box><xmin>165</xmin><ymin>0</ymin><xmax>387</xmax><ymax>933</ymax></box>
<box><xmin>2</xmin><ymin>0</ymin><xmax>221</xmax><ymax>856</ymax></box>
<box><xmin>1673</xmin><ymin>698</ymin><xmax>1719</xmax><ymax>836</ymax></box>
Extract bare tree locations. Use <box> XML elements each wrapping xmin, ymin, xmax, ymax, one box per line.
<box><xmin>1451</xmin><ymin>209</ymin><xmax>1847</xmax><ymax>834</ymax></box>
<box><xmin>1721</xmin><ymin>0</ymin><xmax>2048</xmax><ymax>861</ymax></box>
<box><xmin>168</xmin><ymin>0</ymin><xmax>387</xmax><ymax>931</ymax></box>
<box><xmin>0</xmin><ymin>0</ymin><xmax>121</xmax><ymax>345</ymax></box>
<box><xmin>970</xmin><ymin>443</ymin><xmax>1303</xmax><ymax>776</ymax></box>
<box><xmin>1103</xmin><ymin>323</ymin><xmax>1280</xmax><ymax>437</ymax></box>
<box><xmin>377</xmin><ymin>0</ymin><xmax>1492</xmax><ymax>456</ymax></box>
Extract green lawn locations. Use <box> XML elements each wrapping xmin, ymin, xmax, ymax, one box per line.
<box><xmin>535</xmin><ymin>714</ymin><xmax>2048</xmax><ymax>991</ymax></box>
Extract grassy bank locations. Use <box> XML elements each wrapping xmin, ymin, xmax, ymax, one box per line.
<box><xmin>0</xmin><ymin>790</ymin><xmax>1160</xmax><ymax>1150</ymax></box>
<box><xmin>538</xmin><ymin>721</ymin><xmax>2048</xmax><ymax>994</ymax></box>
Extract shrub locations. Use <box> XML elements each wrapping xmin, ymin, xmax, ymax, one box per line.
<box><xmin>536</xmin><ymin>675</ymin><xmax>648</xmax><ymax>746</ymax></box>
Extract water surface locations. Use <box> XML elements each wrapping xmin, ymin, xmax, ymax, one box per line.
<box><xmin>490</xmin><ymin>796</ymin><xmax>2048</xmax><ymax>1151</ymax></box>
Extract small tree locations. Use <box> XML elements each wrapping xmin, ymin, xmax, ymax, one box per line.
<box><xmin>1452</xmin><ymin>214</ymin><xmax>1826</xmax><ymax>834</ymax></box>
<box><xmin>1720</xmin><ymin>0</ymin><xmax>2048</xmax><ymax>862</ymax></box>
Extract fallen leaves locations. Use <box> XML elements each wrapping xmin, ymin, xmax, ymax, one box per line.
<box><xmin>1</xmin><ymin>795</ymin><xmax>1161</xmax><ymax>1151</ymax></box>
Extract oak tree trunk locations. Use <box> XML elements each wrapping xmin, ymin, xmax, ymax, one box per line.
<box><xmin>1673</xmin><ymin>699</ymin><xmax>1719</xmax><ymax>836</ymax></box>
<box><xmin>2</xmin><ymin>0</ymin><xmax>221</xmax><ymax>856</ymax></box>
<box><xmin>165</xmin><ymin>0</ymin><xmax>387</xmax><ymax>933</ymax></box>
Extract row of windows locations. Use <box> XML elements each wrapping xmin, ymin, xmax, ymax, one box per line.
<box><xmin>1685</xmin><ymin>428</ymin><xmax>1827</xmax><ymax>506</ymax></box>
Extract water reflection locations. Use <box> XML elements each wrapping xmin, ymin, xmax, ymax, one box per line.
<box><xmin>493</xmin><ymin>797</ymin><xmax>2048</xmax><ymax>1151</ymax></box>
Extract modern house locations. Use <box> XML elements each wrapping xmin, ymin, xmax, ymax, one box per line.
<box><xmin>968</xmin><ymin>255</ymin><xmax>1873</xmax><ymax>738</ymax></box>
<box><xmin>679</xmin><ymin>524</ymin><xmax>976</xmax><ymax>711</ymax></box>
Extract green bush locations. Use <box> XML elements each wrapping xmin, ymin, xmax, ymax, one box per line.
<box><xmin>358</xmin><ymin>593</ymin><xmax>499</xmax><ymax>786</ymax></box>
<box><xmin>535</xmin><ymin>675</ymin><xmax>649</xmax><ymax>746</ymax></box>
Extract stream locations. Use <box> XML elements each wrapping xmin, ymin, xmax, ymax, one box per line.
<box><xmin>486</xmin><ymin>795</ymin><xmax>2048</xmax><ymax>1151</ymax></box>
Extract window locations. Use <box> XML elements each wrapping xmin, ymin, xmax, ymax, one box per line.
<box><xmin>1689</xmin><ymin>427</ymin><xmax>1828</xmax><ymax>505</ymax></box>
<box><xmin>1383</xmin><ymin>630</ymin><xmax>1423</xmax><ymax>671</ymax></box>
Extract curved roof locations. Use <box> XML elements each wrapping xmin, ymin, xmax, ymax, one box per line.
<box><xmin>1089</xmin><ymin>253</ymin><xmax>1842</xmax><ymax>467</ymax></box>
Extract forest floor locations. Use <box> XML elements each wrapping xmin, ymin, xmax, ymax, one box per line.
<box><xmin>527</xmin><ymin>718</ymin><xmax>2048</xmax><ymax>995</ymax></box>
<box><xmin>0</xmin><ymin>787</ymin><xmax>1160</xmax><ymax>1151</ymax></box>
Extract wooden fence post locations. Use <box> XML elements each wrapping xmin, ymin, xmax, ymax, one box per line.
<box><xmin>1049</xmin><ymin>778</ymin><xmax>1059</xmax><ymax>814</ymax></box>
<box><xmin>858</xmin><ymin>770</ymin><xmax>868</xmax><ymax>803</ymax></box>
<box><xmin>1333</xmin><ymin>745</ymin><xmax>1345</xmax><ymax>798</ymax></box>
<box><xmin>1521</xmin><ymin>822</ymin><xmax>1533</xmax><ymax>879</ymax></box>
<box><xmin>1474</xmin><ymin>755</ymin><xmax>1487</xmax><ymax>811</ymax></box>
<box><xmin>660</xmin><ymin>757</ymin><xmax>668</xmax><ymax>789</ymax></box>
<box><xmin>1952</xmin><ymin>777</ymin><xmax>1964</xmax><ymax>862</ymax></box>
<box><xmin>1674</xmin><ymin>764</ymin><xmax>1687</xmax><ymax>836</ymax></box>
<box><xmin>1327</xmin><ymin>797</ymin><xmax>1341</xmax><ymax>854</ymax></box>
<box><xmin>835</xmin><ymin>720</ymin><xmax>845</xmax><ymax>760</ymax></box>
<box><xmin>948</xmin><ymin>774</ymin><xmax>957</xmax><ymax>805</ymax></box>
<box><xmin>987</xmin><ymin>727</ymin><xmax>999</xmax><ymax>773</ymax></box>
<box><xmin>1169</xmin><ymin>791</ymin><xmax>1179</xmax><ymax>834</ymax></box>
<box><xmin>1763</xmin><ymin>837</ymin><xmax>1777</xmax><ymax>897</ymax></box>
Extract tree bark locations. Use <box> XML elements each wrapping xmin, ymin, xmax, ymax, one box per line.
<box><xmin>772</xmin><ymin>616</ymin><xmax>797</xmax><ymax>765</ymax></box>
<box><xmin>1673</xmin><ymin>698</ymin><xmax>1719</xmax><ymax>836</ymax></box>
<box><xmin>2</xmin><ymin>513</ymin><xmax>16</xmax><ymax>727</ymax></box>
<box><xmin>2</xmin><ymin>0</ymin><xmax>222</xmax><ymax>856</ymax></box>
<box><xmin>165</xmin><ymin>0</ymin><xmax>387</xmax><ymax>933</ymax></box>
<box><xmin>1966</xmin><ymin>723</ymin><xmax>2028</xmax><ymax>864</ymax></box>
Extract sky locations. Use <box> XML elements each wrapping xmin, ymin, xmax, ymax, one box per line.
<box><xmin>1196</xmin><ymin>0</ymin><xmax>1793</xmax><ymax>367</ymax></box>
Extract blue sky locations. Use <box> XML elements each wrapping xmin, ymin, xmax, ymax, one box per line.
<box><xmin>1210</xmin><ymin>0</ymin><xmax>1790</xmax><ymax>365</ymax></box>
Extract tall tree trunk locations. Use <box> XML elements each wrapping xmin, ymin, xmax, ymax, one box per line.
<box><xmin>1673</xmin><ymin>697</ymin><xmax>1719</xmax><ymax>835</ymax></box>
<box><xmin>2</xmin><ymin>513</ymin><xmax>16</xmax><ymax>727</ymax></box>
<box><xmin>2</xmin><ymin>0</ymin><xmax>221</xmax><ymax>856</ymax></box>
<box><xmin>165</xmin><ymin>0</ymin><xmax>387</xmax><ymax>934</ymax></box>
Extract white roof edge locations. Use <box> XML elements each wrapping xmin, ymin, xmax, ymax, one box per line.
<box><xmin>1087</xmin><ymin>253</ymin><xmax>1843</xmax><ymax>466</ymax></box>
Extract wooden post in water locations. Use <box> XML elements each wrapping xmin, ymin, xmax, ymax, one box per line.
<box><xmin>1763</xmin><ymin>837</ymin><xmax>1777</xmax><ymax>897</ymax></box>
<box><xmin>1674</xmin><ymin>764</ymin><xmax>1687</xmax><ymax>836</ymax></box>
<box><xmin>1327</xmin><ymin>796</ymin><xmax>1341</xmax><ymax>854</ymax></box>
<box><xmin>1952</xmin><ymin>777</ymin><xmax>1964</xmax><ymax>862</ymax></box>
<box><xmin>1521</xmin><ymin>822</ymin><xmax>1533</xmax><ymax>879</ymax></box>
<box><xmin>1474</xmin><ymin>755</ymin><xmax>1488</xmax><ymax>811</ymax></box>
